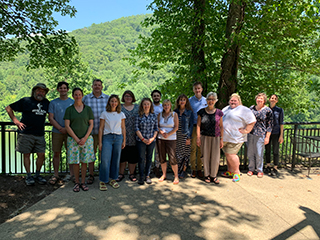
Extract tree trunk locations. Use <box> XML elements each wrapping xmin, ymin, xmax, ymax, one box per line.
<box><xmin>191</xmin><ymin>0</ymin><xmax>207</xmax><ymax>95</ymax></box>
<box><xmin>217</xmin><ymin>1</ymin><xmax>246</xmax><ymax>109</ymax></box>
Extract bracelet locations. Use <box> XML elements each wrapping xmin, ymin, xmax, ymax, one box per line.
<box><xmin>141</xmin><ymin>138</ymin><xmax>145</xmax><ymax>141</ymax></box>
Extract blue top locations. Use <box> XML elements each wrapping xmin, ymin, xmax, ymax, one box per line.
<box><xmin>174</xmin><ymin>108</ymin><xmax>193</xmax><ymax>139</ymax></box>
<box><xmin>135</xmin><ymin>113</ymin><xmax>158</xmax><ymax>142</ymax></box>
<box><xmin>270</xmin><ymin>106</ymin><xmax>284</xmax><ymax>134</ymax></box>
<box><xmin>49</xmin><ymin>98</ymin><xmax>74</xmax><ymax>133</ymax></box>
<box><xmin>189</xmin><ymin>95</ymin><xmax>207</xmax><ymax>124</ymax></box>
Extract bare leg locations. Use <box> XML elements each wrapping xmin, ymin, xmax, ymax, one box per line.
<box><xmin>160</xmin><ymin>162</ymin><xmax>167</xmax><ymax>179</ymax></box>
<box><xmin>172</xmin><ymin>164</ymin><xmax>179</xmax><ymax>181</ymax></box>
<box><xmin>36</xmin><ymin>152</ymin><xmax>45</xmax><ymax>172</ymax></box>
<box><xmin>81</xmin><ymin>163</ymin><xmax>87</xmax><ymax>184</ymax></box>
<box><xmin>225</xmin><ymin>153</ymin><xmax>240</xmax><ymax>174</ymax></box>
<box><xmin>53</xmin><ymin>152</ymin><xmax>60</xmax><ymax>177</ymax></box>
<box><xmin>119</xmin><ymin>162</ymin><xmax>126</xmax><ymax>175</ymax></box>
<box><xmin>74</xmin><ymin>164</ymin><xmax>80</xmax><ymax>183</ymax></box>
<box><xmin>23</xmin><ymin>153</ymin><xmax>31</xmax><ymax>173</ymax></box>
<box><xmin>129</xmin><ymin>163</ymin><xmax>136</xmax><ymax>175</ymax></box>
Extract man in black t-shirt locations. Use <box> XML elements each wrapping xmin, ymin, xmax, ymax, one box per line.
<box><xmin>6</xmin><ymin>83</ymin><xmax>50</xmax><ymax>186</ymax></box>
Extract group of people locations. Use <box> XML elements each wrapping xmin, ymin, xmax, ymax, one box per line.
<box><xmin>5</xmin><ymin>80</ymin><xmax>284</xmax><ymax>192</ymax></box>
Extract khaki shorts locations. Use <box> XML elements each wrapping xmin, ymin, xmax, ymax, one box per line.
<box><xmin>16</xmin><ymin>133</ymin><xmax>46</xmax><ymax>154</ymax></box>
<box><xmin>222</xmin><ymin>142</ymin><xmax>243</xmax><ymax>155</ymax></box>
<box><xmin>52</xmin><ymin>132</ymin><xmax>68</xmax><ymax>152</ymax></box>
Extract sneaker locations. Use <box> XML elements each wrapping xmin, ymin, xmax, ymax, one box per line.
<box><xmin>33</xmin><ymin>175</ymin><xmax>47</xmax><ymax>185</ymax></box>
<box><xmin>264</xmin><ymin>166</ymin><xmax>271</xmax><ymax>175</ymax></box>
<box><xmin>145</xmin><ymin>176</ymin><xmax>152</xmax><ymax>184</ymax></box>
<box><xmin>25</xmin><ymin>176</ymin><xmax>35</xmax><ymax>186</ymax></box>
<box><xmin>138</xmin><ymin>178</ymin><xmax>145</xmax><ymax>185</ymax></box>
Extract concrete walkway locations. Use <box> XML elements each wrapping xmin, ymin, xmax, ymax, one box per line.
<box><xmin>1</xmin><ymin>168</ymin><xmax>320</xmax><ymax>240</ymax></box>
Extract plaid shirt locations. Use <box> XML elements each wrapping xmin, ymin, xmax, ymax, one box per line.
<box><xmin>135</xmin><ymin>113</ymin><xmax>158</xmax><ymax>142</ymax></box>
<box><xmin>82</xmin><ymin>92</ymin><xmax>109</xmax><ymax>135</ymax></box>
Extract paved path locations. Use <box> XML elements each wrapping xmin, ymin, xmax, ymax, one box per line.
<box><xmin>1</xmin><ymin>168</ymin><xmax>320</xmax><ymax>240</ymax></box>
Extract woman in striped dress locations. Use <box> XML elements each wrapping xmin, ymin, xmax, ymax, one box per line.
<box><xmin>174</xmin><ymin>94</ymin><xmax>194</xmax><ymax>178</ymax></box>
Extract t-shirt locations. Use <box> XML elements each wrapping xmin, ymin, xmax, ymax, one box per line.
<box><xmin>100</xmin><ymin>111</ymin><xmax>126</xmax><ymax>135</ymax></box>
<box><xmin>197</xmin><ymin>108</ymin><xmax>223</xmax><ymax>137</ymax></box>
<box><xmin>64</xmin><ymin>105</ymin><xmax>94</xmax><ymax>139</ymax></box>
<box><xmin>222</xmin><ymin>105</ymin><xmax>256</xmax><ymax>143</ymax></box>
<box><xmin>10</xmin><ymin>97</ymin><xmax>50</xmax><ymax>136</ymax></box>
<box><xmin>48</xmin><ymin>98</ymin><xmax>74</xmax><ymax>133</ymax></box>
<box><xmin>270</xmin><ymin>106</ymin><xmax>284</xmax><ymax>134</ymax></box>
<box><xmin>153</xmin><ymin>103</ymin><xmax>163</xmax><ymax>117</ymax></box>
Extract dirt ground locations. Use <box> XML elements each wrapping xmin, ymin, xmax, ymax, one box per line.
<box><xmin>0</xmin><ymin>174</ymin><xmax>62</xmax><ymax>224</ymax></box>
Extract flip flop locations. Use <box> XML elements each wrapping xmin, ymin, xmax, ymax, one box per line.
<box><xmin>158</xmin><ymin>176</ymin><xmax>166</xmax><ymax>182</ymax></box>
<box><xmin>173</xmin><ymin>178</ymin><xmax>179</xmax><ymax>185</ymax></box>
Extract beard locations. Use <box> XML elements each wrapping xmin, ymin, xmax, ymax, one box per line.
<box><xmin>153</xmin><ymin>100</ymin><xmax>160</xmax><ymax>104</ymax></box>
<box><xmin>34</xmin><ymin>93</ymin><xmax>44</xmax><ymax>101</ymax></box>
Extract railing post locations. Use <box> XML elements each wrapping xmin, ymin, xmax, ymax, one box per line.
<box><xmin>1</xmin><ymin>123</ymin><xmax>6</xmax><ymax>174</ymax></box>
<box><xmin>291</xmin><ymin>124</ymin><xmax>298</xmax><ymax>171</ymax></box>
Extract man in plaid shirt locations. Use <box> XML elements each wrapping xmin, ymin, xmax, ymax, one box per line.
<box><xmin>82</xmin><ymin>79</ymin><xmax>109</xmax><ymax>184</ymax></box>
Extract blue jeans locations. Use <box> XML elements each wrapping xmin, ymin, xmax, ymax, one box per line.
<box><xmin>99</xmin><ymin>134</ymin><xmax>123</xmax><ymax>183</ymax></box>
<box><xmin>247</xmin><ymin>134</ymin><xmax>265</xmax><ymax>173</ymax></box>
<box><xmin>136</xmin><ymin>140</ymin><xmax>156</xmax><ymax>179</ymax></box>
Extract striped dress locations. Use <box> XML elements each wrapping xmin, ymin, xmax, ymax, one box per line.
<box><xmin>176</xmin><ymin>114</ymin><xmax>191</xmax><ymax>174</ymax></box>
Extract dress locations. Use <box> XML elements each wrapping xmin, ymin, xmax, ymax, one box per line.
<box><xmin>120</xmin><ymin>104</ymin><xmax>139</xmax><ymax>164</ymax></box>
<box><xmin>174</xmin><ymin>108</ymin><xmax>193</xmax><ymax>174</ymax></box>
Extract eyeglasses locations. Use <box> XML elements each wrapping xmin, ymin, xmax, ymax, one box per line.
<box><xmin>207</xmin><ymin>98</ymin><xmax>216</xmax><ymax>101</ymax></box>
<box><xmin>124</xmin><ymin>95</ymin><xmax>132</xmax><ymax>98</ymax></box>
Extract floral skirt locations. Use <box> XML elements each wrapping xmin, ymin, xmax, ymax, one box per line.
<box><xmin>67</xmin><ymin>136</ymin><xmax>95</xmax><ymax>164</ymax></box>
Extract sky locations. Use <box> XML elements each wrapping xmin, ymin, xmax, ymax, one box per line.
<box><xmin>54</xmin><ymin>0</ymin><xmax>153</xmax><ymax>32</ymax></box>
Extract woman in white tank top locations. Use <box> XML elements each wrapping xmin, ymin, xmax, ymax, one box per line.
<box><xmin>157</xmin><ymin>99</ymin><xmax>179</xmax><ymax>184</ymax></box>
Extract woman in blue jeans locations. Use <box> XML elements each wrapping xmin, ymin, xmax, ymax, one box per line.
<box><xmin>247</xmin><ymin>93</ymin><xmax>273</xmax><ymax>178</ymax></box>
<box><xmin>98</xmin><ymin>95</ymin><xmax>126</xmax><ymax>190</ymax></box>
<box><xmin>135</xmin><ymin>98</ymin><xmax>158</xmax><ymax>185</ymax></box>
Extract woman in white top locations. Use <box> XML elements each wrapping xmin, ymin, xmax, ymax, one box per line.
<box><xmin>157</xmin><ymin>99</ymin><xmax>179</xmax><ymax>184</ymax></box>
<box><xmin>98</xmin><ymin>95</ymin><xmax>126</xmax><ymax>191</ymax></box>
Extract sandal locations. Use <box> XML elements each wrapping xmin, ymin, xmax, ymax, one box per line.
<box><xmin>109</xmin><ymin>179</ymin><xmax>120</xmax><ymax>189</ymax></box>
<box><xmin>247</xmin><ymin>171</ymin><xmax>253</xmax><ymax>176</ymax></box>
<box><xmin>212</xmin><ymin>177</ymin><xmax>220</xmax><ymax>184</ymax></box>
<box><xmin>80</xmin><ymin>183</ymin><xmax>89</xmax><ymax>191</ymax></box>
<box><xmin>129</xmin><ymin>174</ymin><xmax>137</xmax><ymax>182</ymax></box>
<box><xmin>158</xmin><ymin>176</ymin><xmax>166</xmax><ymax>182</ymax></box>
<box><xmin>211</xmin><ymin>177</ymin><xmax>220</xmax><ymax>184</ymax></box>
<box><xmin>205</xmin><ymin>176</ymin><xmax>211</xmax><ymax>183</ymax></box>
<box><xmin>232</xmin><ymin>173</ymin><xmax>240</xmax><ymax>182</ymax></box>
<box><xmin>116</xmin><ymin>174</ymin><xmax>125</xmax><ymax>182</ymax></box>
<box><xmin>257</xmin><ymin>172</ymin><xmax>264</xmax><ymax>178</ymax></box>
<box><xmin>87</xmin><ymin>174</ymin><xmax>94</xmax><ymax>185</ymax></box>
<box><xmin>99</xmin><ymin>182</ymin><xmax>107</xmax><ymax>191</ymax></box>
<box><xmin>173</xmin><ymin>178</ymin><xmax>179</xmax><ymax>185</ymax></box>
<box><xmin>73</xmin><ymin>183</ymin><xmax>80</xmax><ymax>192</ymax></box>
<box><xmin>49</xmin><ymin>175</ymin><xmax>59</xmax><ymax>185</ymax></box>
<box><xmin>221</xmin><ymin>171</ymin><xmax>234</xmax><ymax>178</ymax></box>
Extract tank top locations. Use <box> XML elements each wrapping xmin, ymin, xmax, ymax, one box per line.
<box><xmin>158</xmin><ymin>112</ymin><xmax>176</xmax><ymax>140</ymax></box>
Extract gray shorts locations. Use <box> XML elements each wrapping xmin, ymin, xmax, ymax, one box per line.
<box><xmin>16</xmin><ymin>133</ymin><xmax>46</xmax><ymax>154</ymax></box>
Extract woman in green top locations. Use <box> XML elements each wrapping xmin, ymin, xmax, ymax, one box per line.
<box><xmin>64</xmin><ymin>88</ymin><xmax>94</xmax><ymax>192</ymax></box>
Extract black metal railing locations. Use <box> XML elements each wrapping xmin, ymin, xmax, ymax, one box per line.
<box><xmin>1</xmin><ymin>121</ymin><xmax>320</xmax><ymax>174</ymax></box>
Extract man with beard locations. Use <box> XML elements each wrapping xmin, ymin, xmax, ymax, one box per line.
<box><xmin>6</xmin><ymin>83</ymin><xmax>50</xmax><ymax>185</ymax></box>
<box><xmin>151</xmin><ymin>89</ymin><xmax>163</xmax><ymax>178</ymax></box>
